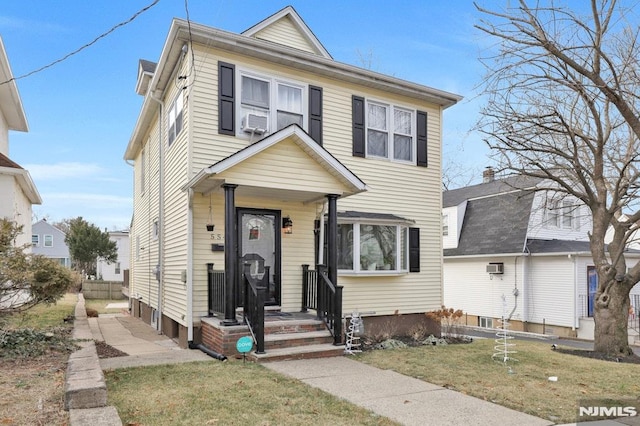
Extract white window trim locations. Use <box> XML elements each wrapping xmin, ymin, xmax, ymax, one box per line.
<box><xmin>365</xmin><ymin>99</ymin><xmax>416</xmax><ymax>164</ymax></box>
<box><xmin>236</xmin><ymin>68</ymin><xmax>308</xmax><ymax>138</ymax></box>
<box><xmin>337</xmin><ymin>221</ymin><xmax>410</xmax><ymax>276</ymax></box>
<box><xmin>442</xmin><ymin>214</ymin><xmax>449</xmax><ymax>237</ymax></box>
<box><xmin>44</xmin><ymin>234</ymin><xmax>53</xmax><ymax>247</ymax></box>
<box><xmin>168</xmin><ymin>90</ymin><xmax>184</xmax><ymax>147</ymax></box>
<box><xmin>543</xmin><ymin>198</ymin><xmax>580</xmax><ymax>230</ymax></box>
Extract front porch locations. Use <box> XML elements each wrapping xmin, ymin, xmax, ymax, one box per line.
<box><xmin>577</xmin><ymin>294</ymin><xmax>640</xmax><ymax>345</ymax></box>
<box><xmin>204</xmin><ymin>262</ymin><xmax>344</xmax><ymax>361</ymax></box>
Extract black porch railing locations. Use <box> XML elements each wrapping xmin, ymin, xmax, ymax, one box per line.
<box><xmin>243</xmin><ymin>263</ymin><xmax>268</xmax><ymax>354</ymax></box>
<box><xmin>207</xmin><ymin>264</ymin><xmax>225</xmax><ymax>316</ymax></box>
<box><xmin>302</xmin><ymin>264</ymin><xmax>343</xmax><ymax>345</ymax></box>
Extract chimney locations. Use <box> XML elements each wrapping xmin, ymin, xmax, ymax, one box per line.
<box><xmin>483</xmin><ymin>167</ymin><xmax>495</xmax><ymax>183</ymax></box>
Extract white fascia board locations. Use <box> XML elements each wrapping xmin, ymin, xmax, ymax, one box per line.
<box><xmin>444</xmin><ymin>252</ymin><xmax>526</xmax><ymax>260</ymax></box>
<box><xmin>0</xmin><ymin>166</ymin><xmax>42</xmax><ymax>204</ymax></box>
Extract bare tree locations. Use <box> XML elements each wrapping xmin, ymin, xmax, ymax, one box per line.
<box><xmin>475</xmin><ymin>0</ymin><xmax>640</xmax><ymax>356</ymax></box>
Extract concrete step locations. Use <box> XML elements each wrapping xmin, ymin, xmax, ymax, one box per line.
<box><xmin>264</xmin><ymin>330</ymin><xmax>334</xmax><ymax>350</ymax></box>
<box><xmin>264</xmin><ymin>319</ymin><xmax>327</xmax><ymax>335</ymax></box>
<box><xmin>249</xmin><ymin>343</ymin><xmax>345</xmax><ymax>362</ymax></box>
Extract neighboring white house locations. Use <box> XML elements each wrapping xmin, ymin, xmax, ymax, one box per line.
<box><xmin>443</xmin><ymin>168</ymin><xmax>640</xmax><ymax>341</ymax></box>
<box><xmin>31</xmin><ymin>219</ymin><xmax>71</xmax><ymax>267</ymax></box>
<box><xmin>0</xmin><ymin>36</ymin><xmax>41</xmax><ymax>248</ymax></box>
<box><xmin>96</xmin><ymin>230</ymin><xmax>130</xmax><ymax>282</ymax></box>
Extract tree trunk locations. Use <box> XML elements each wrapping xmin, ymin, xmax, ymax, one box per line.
<box><xmin>593</xmin><ymin>276</ymin><xmax>633</xmax><ymax>356</ymax></box>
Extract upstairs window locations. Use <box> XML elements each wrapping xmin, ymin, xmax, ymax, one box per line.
<box><xmin>32</xmin><ymin>234</ymin><xmax>39</xmax><ymax>247</ymax></box>
<box><xmin>44</xmin><ymin>235</ymin><xmax>53</xmax><ymax>247</ymax></box>
<box><xmin>366</xmin><ymin>101</ymin><xmax>414</xmax><ymax>163</ymax></box>
<box><xmin>544</xmin><ymin>199</ymin><xmax>580</xmax><ymax>230</ymax></box>
<box><xmin>168</xmin><ymin>90</ymin><xmax>184</xmax><ymax>146</ymax></box>
<box><xmin>239</xmin><ymin>71</ymin><xmax>306</xmax><ymax>135</ymax></box>
<box><xmin>442</xmin><ymin>214</ymin><xmax>449</xmax><ymax>236</ymax></box>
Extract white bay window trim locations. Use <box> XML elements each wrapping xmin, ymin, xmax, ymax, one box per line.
<box><xmin>337</xmin><ymin>220</ymin><xmax>410</xmax><ymax>275</ymax></box>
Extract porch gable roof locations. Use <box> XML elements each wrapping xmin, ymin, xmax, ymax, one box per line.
<box><xmin>182</xmin><ymin>125</ymin><xmax>367</xmax><ymax>202</ymax></box>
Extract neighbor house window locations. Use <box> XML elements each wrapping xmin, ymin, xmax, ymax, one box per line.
<box><xmin>442</xmin><ymin>214</ymin><xmax>449</xmax><ymax>236</ymax></box>
<box><xmin>239</xmin><ymin>71</ymin><xmax>306</xmax><ymax>135</ymax></box>
<box><xmin>44</xmin><ymin>234</ymin><xmax>53</xmax><ymax>247</ymax></box>
<box><xmin>544</xmin><ymin>198</ymin><xmax>579</xmax><ymax>230</ymax></box>
<box><xmin>366</xmin><ymin>101</ymin><xmax>414</xmax><ymax>162</ymax></box>
<box><xmin>152</xmin><ymin>220</ymin><xmax>159</xmax><ymax>240</ymax></box>
<box><xmin>168</xmin><ymin>90</ymin><xmax>184</xmax><ymax>146</ymax></box>
<box><xmin>337</xmin><ymin>223</ymin><xmax>408</xmax><ymax>273</ymax></box>
<box><xmin>115</xmin><ymin>262</ymin><xmax>121</xmax><ymax>275</ymax></box>
<box><xmin>32</xmin><ymin>234</ymin><xmax>39</xmax><ymax>247</ymax></box>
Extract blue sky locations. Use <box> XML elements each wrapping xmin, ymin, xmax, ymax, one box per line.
<box><xmin>1</xmin><ymin>1</ymin><xmax>490</xmax><ymax>231</ymax></box>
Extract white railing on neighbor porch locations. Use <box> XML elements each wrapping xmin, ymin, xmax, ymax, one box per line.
<box><xmin>578</xmin><ymin>293</ymin><xmax>639</xmax><ymax>332</ymax></box>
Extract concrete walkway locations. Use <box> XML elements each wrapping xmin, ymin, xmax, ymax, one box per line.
<box><xmin>74</xmin><ymin>307</ymin><xmax>639</xmax><ymax>426</ymax></box>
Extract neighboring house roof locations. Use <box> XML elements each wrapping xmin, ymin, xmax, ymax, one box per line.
<box><xmin>443</xmin><ymin>175</ymin><xmax>542</xmax><ymax>208</ymax></box>
<box><xmin>525</xmin><ymin>238</ymin><xmax>592</xmax><ymax>254</ymax></box>
<box><xmin>125</xmin><ymin>6</ymin><xmax>462</xmax><ymax>160</ymax></box>
<box><xmin>444</xmin><ymin>190</ymin><xmax>535</xmax><ymax>257</ymax></box>
<box><xmin>0</xmin><ymin>152</ymin><xmax>42</xmax><ymax>204</ymax></box>
<box><xmin>0</xmin><ymin>36</ymin><xmax>28</xmax><ymax>132</ymax></box>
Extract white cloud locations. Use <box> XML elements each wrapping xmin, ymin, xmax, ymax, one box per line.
<box><xmin>22</xmin><ymin>162</ymin><xmax>106</xmax><ymax>180</ymax></box>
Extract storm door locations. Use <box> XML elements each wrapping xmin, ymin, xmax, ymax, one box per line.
<box><xmin>237</xmin><ymin>208</ymin><xmax>281</xmax><ymax>305</ymax></box>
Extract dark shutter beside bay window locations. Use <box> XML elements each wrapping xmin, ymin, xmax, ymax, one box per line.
<box><xmin>352</xmin><ymin>95</ymin><xmax>365</xmax><ymax>157</ymax></box>
<box><xmin>309</xmin><ymin>85</ymin><xmax>323</xmax><ymax>145</ymax></box>
<box><xmin>409</xmin><ymin>227</ymin><xmax>420</xmax><ymax>272</ymax></box>
<box><xmin>417</xmin><ymin>110</ymin><xmax>428</xmax><ymax>167</ymax></box>
<box><xmin>218</xmin><ymin>62</ymin><xmax>235</xmax><ymax>135</ymax></box>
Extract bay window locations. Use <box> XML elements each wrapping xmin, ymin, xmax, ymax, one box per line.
<box><xmin>337</xmin><ymin>222</ymin><xmax>409</xmax><ymax>273</ymax></box>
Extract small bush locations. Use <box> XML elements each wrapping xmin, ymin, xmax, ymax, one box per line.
<box><xmin>425</xmin><ymin>306</ymin><xmax>464</xmax><ymax>338</ymax></box>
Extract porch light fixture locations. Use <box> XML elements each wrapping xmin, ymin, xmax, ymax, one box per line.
<box><xmin>282</xmin><ymin>216</ymin><xmax>293</xmax><ymax>234</ymax></box>
<box><xmin>206</xmin><ymin>194</ymin><xmax>214</xmax><ymax>232</ymax></box>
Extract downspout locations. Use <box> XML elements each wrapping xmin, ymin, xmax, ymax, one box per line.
<box><xmin>571</xmin><ymin>253</ymin><xmax>577</xmax><ymax>331</ymax></box>
<box><xmin>317</xmin><ymin>202</ymin><xmax>327</xmax><ymax>265</ymax></box>
<box><xmin>522</xmin><ymin>245</ymin><xmax>530</xmax><ymax>330</ymax></box>
<box><xmin>149</xmin><ymin>91</ymin><xmax>164</xmax><ymax>334</ymax></box>
<box><xmin>507</xmin><ymin>257</ymin><xmax>519</xmax><ymax>321</ymax></box>
<box><xmin>187</xmin><ymin>189</ymin><xmax>194</xmax><ymax>342</ymax></box>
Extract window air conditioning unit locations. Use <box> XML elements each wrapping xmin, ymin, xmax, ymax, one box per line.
<box><xmin>242</xmin><ymin>113</ymin><xmax>268</xmax><ymax>134</ymax></box>
<box><xmin>486</xmin><ymin>263</ymin><xmax>504</xmax><ymax>274</ymax></box>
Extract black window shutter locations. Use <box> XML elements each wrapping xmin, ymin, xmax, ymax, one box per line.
<box><xmin>218</xmin><ymin>62</ymin><xmax>235</xmax><ymax>135</ymax></box>
<box><xmin>309</xmin><ymin>85</ymin><xmax>323</xmax><ymax>145</ymax></box>
<box><xmin>417</xmin><ymin>110</ymin><xmax>428</xmax><ymax>167</ymax></box>
<box><xmin>409</xmin><ymin>227</ymin><xmax>420</xmax><ymax>272</ymax></box>
<box><xmin>352</xmin><ymin>95</ymin><xmax>365</xmax><ymax>157</ymax></box>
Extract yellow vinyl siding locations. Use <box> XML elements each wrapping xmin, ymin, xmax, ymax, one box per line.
<box><xmin>217</xmin><ymin>139</ymin><xmax>348</xmax><ymax>194</ymax></box>
<box><xmin>185</xmin><ymin>43</ymin><xmax>443</xmax><ymax>317</ymax></box>
<box><xmin>252</xmin><ymin>16</ymin><xmax>317</xmax><ymax>54</ymax></box>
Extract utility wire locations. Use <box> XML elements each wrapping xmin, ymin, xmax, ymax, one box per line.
<box><xmin>0</xmin><ymin>0</ymin><xmax>161</xmax><ymax>86</ymax></box>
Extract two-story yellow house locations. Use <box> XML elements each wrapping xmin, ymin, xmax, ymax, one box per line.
<box><xmin>124</xmin><ymin>6</ymin><xmax>460</xmax><ymax>360</ymax></box>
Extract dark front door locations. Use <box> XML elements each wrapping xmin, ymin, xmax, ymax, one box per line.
<box><xmin>237</xmin><ymin>208</ymin><xmax>281</xmax><ymax>305</ymax></box>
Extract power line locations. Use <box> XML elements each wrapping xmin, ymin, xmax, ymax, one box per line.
<box><xmin>0</xmin><ymin>0</ymin><xmax>161</xmax><ymax>86</ymax></box>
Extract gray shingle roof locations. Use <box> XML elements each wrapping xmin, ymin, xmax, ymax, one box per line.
<box><xmin>443</xmin><ymin>175</ymin><xmax>542</xmax><ymax>208</ymax></box>
<box><xmin>444</xmin><ymin>190</ymin><xmax>535</xmax><ymax>256</ymax></box>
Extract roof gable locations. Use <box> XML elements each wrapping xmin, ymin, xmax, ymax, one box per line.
<box><xmin>242</xmin><ymin>6</ymin><xmax>332</xmax><ymax>59</ymax></box>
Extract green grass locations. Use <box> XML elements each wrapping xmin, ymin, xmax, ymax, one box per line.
<box><xmin>105</xmin><ymin>360</ymin><xmax>400</xmax><ymax>426</ymax></box>
<box><xmin>356</xmin><ymin>338</ymin><xmax>640</xmax><ymax>424</ymax></box>
<box><xmin>3</xmin><ymin>293</ymin><xmax>77</xmax><ymax>329</ymax></box>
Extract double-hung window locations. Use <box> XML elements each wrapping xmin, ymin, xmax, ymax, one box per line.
<box><xmin>44</xmin><ymin>235</ymin><xmax>53</xmax><ymax>247</ymax></box>
<box><xmin>239</xmin><ymin>71</ymin><xmax>306</xmax><ymax>135</ymax></box>
<box><xmin>168</xmin><ymin>90</ymin><xmax>184</xmax><ymax>146</ymax></box>
<box><xmin>544</xmin><ymin>198</ymin><xmax>579</xmax><ymax>230</ymax></box>
<box><xmin>366</xmin><ymin>101</ymin><xmax>414</xmax><ymax>163</ymax></box>
<box><xmin>337</xmin><ymin>222</ymin><xmax>409</xmax><ymax>273</ymax></box>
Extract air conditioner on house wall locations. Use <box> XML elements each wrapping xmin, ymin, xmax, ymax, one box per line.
<box><xmin>242</xmin><ymin>113</ymin><xmax>268</xmax><ymax>134</ymax></box>
<box><xmin>486</xmin><ymin>263</ymin><xmax>504</xmax><ymax>274</ymax></box>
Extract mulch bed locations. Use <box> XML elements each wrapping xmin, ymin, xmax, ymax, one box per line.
<box><xmin>95</xmin><ymin>340</ymin><xmax>128</xmax><ymax>358</ymax></box>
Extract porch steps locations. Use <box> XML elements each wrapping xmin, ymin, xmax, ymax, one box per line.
<box><xmin>248</xmin><ymin>318</ymin><xmax>345</xmax><ymax>362</ymax></box>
